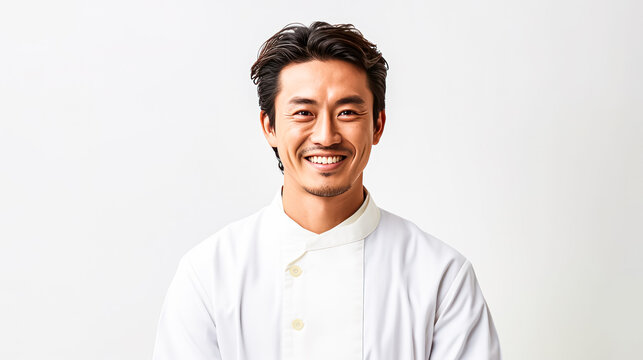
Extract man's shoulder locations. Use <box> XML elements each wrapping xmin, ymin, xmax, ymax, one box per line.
<box><xmin>375</xmin><ymin>207</ymin><xmax>468</xmax><ymax>267</ymax></box>
<box><xmin>373</xmin><ymin>207</ymin><xmax>472</xmax><ymax>307</ymax></box>
<box><xmin>181</xmin><ymin>205</ymin><xmax>271</xmax><ymax>266</ymax></box>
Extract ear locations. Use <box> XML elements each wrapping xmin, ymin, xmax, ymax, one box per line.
<box><xmin>372</xmin><ymin>109</ymin><xmax>386</xmax><ymax>145</ymax></box>
<box><xmin>260</xmin><ymin>110</ymin><xmax>278</xmax><ymax>147</ymax></box>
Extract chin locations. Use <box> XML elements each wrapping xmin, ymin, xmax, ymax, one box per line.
<box><xmin>303</xmin><ymin>183</ymin><xmax>352</xmax><ymax>197</ymax></box>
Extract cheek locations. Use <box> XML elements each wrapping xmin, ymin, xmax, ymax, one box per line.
<box><xmin>351</xmin><ymin>134</ymin><xmax>374</xmax><ymax>165</ymax></box>
<box><xmin>357</xmin><ymin>144</ymin><xmax>372</xmax><ymax>165</ymax></box>
<box><xmin>343</xmin><ymin>121</ymin><xmax>373</xmax><ymax>143</ymax></box>
<box><xmin>344</xmin><ymin>127</ymin><xmax>373</xmax><ymax>150</ymax></box>
<box><xmin>280</xmin><ymin>127</ymin><xmax>308</xmax><ymax>157</ymax></box>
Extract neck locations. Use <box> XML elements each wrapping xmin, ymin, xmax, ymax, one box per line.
<box><xmin>282</xmin><ymin>174</ymin><xmax>365</xmax><ymax>234</ymax></box>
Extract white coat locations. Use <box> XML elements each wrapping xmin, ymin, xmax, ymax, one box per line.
<box><xmin>153</xmin><ymin>189</ymin><xmax>501</xmax><ymax>359</ymax></box>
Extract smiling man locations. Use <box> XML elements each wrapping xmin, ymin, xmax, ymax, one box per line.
<box><xmin>153</xmin><ymin>22</ymin><xmax>501</xmax><ymax>360</ymax></box>
<box><xmin>262</xmin><ymin>58</ymin><xmax>383</xmax><ymax>234</ymax></box>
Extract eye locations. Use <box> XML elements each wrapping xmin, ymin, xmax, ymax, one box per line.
<box><xmin>338</xmin><ymin>110</ymin><xmax>358</xmax><ymax>116</ymax></box>
<box><xmin>294</xmin><ymin>110</ymin><xmax>313</xmax><ymax>116</ymax></box>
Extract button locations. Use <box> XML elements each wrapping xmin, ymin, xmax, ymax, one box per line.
<box><xmin>289</xmin><ymin>265</ymin><xmax>302</xmax><ymax>277</ymax></box>
<box><xmin>292</xmin><ymin>318</ymin><xmax>304</xmax><ymax>331</ymax></box>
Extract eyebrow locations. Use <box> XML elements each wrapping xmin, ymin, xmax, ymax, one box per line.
<box><xmin>287</xmin><ymin>95</ymin><xmax>366</xmax><ymax>107</ymax></box>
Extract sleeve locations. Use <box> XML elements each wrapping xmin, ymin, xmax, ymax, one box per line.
<box><xmin>152</xmin><ymin>256</ymin><xmax>222</xmax><ymax>360</ymax></box>
<box><xmin>429</xmin><ymin>261</ymin><xmax>502</xmax><ymax>360</ymax></box>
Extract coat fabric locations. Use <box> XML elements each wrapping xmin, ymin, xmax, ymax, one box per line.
<box><xmin>153</xmin><ymin>189</ymin><xmax>502</xmax><ymax>359</ymax></box>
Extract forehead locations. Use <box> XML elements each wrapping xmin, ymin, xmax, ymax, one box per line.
<box><xmin>275</xmin><ymin>59</ymin><xmax>372</xmax><ymax>106</ymax></box>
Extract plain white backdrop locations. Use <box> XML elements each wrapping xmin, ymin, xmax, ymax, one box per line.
<box><xmin>1</xmin><ymin>0</ymin><xmax>641</xmax><ymax>359</ymax></box>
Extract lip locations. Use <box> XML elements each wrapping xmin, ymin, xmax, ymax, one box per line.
<box><xmin>303</xmin><ymin>155</ymin><xmax>347</xmax><ymax>172</ymax></box>
<box><xmin>304</xmin><ymin>152</ymin><xmax>348</xmax><ymax>157</ymax></box>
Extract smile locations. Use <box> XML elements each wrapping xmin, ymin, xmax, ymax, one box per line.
<box><xmin>305</xmin><ymin>155</ymin><xmax>346</xmax><ymax>164</ymax></box>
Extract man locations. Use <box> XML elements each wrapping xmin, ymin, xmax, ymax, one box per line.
<box><xmin>153</xmin><ymin>22</ymin><xmax>501</xmax><ymax>359</ymax></box>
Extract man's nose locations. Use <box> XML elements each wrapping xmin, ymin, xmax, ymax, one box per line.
<box><xmin>310</xmin><ymin>111</ymin><xmax>341</xmax><ymax>146</ymax></box>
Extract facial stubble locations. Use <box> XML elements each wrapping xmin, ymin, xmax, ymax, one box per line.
<box><xmin>302</xmin><ymin>172</ymin><xmax>352</xmax><ymax>197</ymax></box>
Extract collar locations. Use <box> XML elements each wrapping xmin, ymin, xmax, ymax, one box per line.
<box><xmin>267</xmin><ymin>187</ymin><xmax>381</xmax><ymax>269</ymax></box>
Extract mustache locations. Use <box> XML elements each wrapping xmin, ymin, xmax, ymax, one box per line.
<box><xmin>299</xmin><ymin>145</ymin><xmax>352</xmax><ymax>156</ymax></box>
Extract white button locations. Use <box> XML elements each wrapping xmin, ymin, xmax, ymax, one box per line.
<box><xmin>292</xmin><ymin>318</ymin><xmax>304</xmax><ymax>331</ymax></box>
<box><xmin>289</xmin><ymin>265</ymin><xmax>302</xmax><ymax>277</ymax></box>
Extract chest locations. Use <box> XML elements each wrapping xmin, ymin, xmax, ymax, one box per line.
<box><xmin>209</xmin><ymin>235</ymin><xmax>438</xmax><ymax>360</ymax></box>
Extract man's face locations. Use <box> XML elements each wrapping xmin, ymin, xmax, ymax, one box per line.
<box><xmin>261</xmin><ymin>59</ymin><xmax>385</xmax><ymax>197</ymax></box>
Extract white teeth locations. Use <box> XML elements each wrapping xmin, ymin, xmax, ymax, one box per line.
<box><xmin>308</xmin><ymin>156</ymin><xmax>343</xmax><ymax>164</ymax></box>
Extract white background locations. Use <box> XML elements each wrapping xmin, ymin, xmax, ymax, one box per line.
<box><xmin>1</xmin><ymin>0</ymin><xmax>641</xmax><ymax>359</ymax></box>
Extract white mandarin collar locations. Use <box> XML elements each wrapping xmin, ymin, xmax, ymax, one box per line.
<box><xmin>267</xmin><ymin>187</ymin><xmax>381</xmax><ymax>269</ymax></box>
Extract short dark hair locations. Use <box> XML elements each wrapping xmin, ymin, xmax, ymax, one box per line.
<box><xmin>250</xmin><ymin>21</ymin><xmax>389</xmax><ymax>172</ymax></box>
